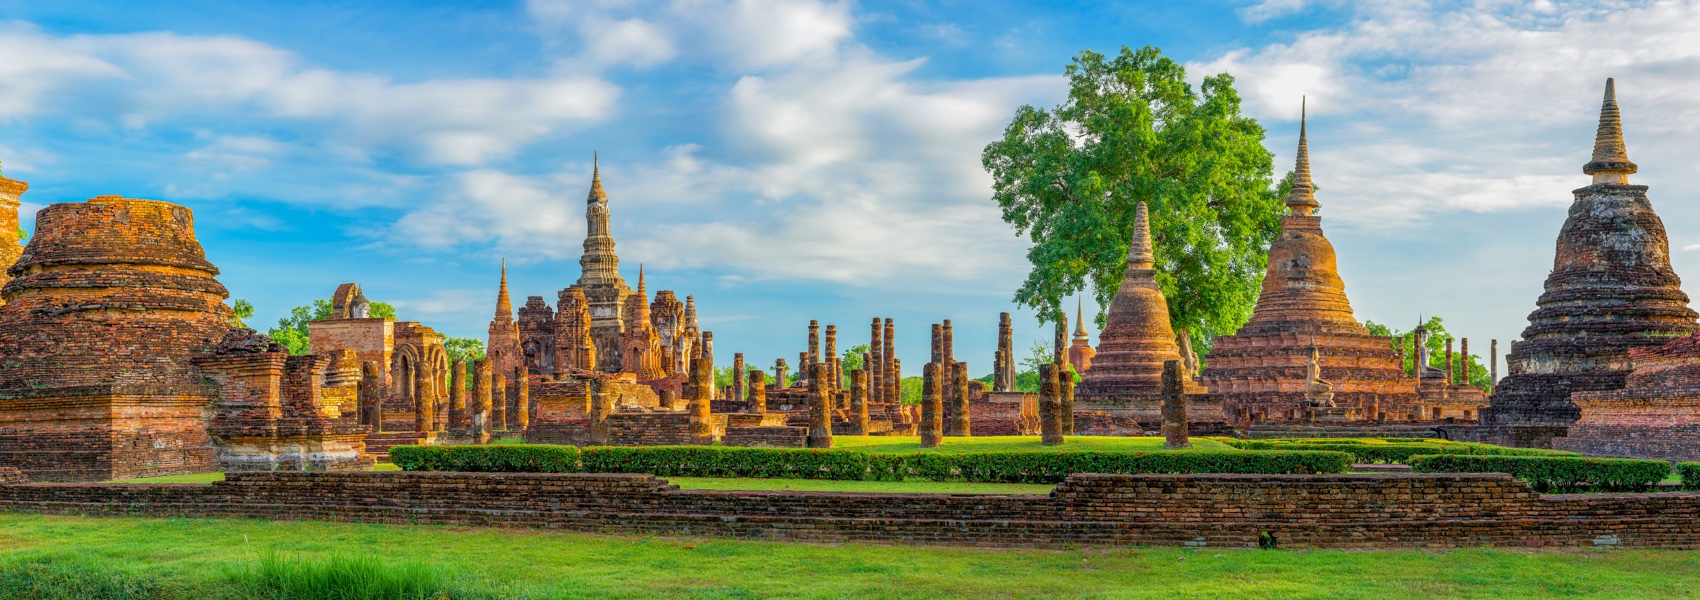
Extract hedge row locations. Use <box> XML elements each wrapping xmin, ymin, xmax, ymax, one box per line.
<box><xmin>388</xmin><ymin>445</ymin><xmax>581</xmax><ymax>473</ymax></box>
<box><xmin>390</xmin><ymin>445</ymin><xmax>1353</xmax><ymax>483</ymax></box>
<box><xmin>1407</xmin><ymin>454</ymin><xmax>1671</xmax><ymax>493</ymax></box>
<box><xmin>1679</xmin><ymin>462</ymin><xmax>1700</xmax><ymax>491</ymax></box>
<box><xmin>1219</xmin><ymin>438</ymin><xmax>1576</xmax><ymax>464</ymax></box>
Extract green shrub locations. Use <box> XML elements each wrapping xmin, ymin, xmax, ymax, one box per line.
<box><xmin>1221</xmin><ymin>439</ymin><xmax>1576</xmax><ymax>464</ymax></box>
<box><xmin>1678</xmin><ymin>462</ymin><xmax>1700</xmax><ymax>491</ymax></box>
<box><xmin>1408</xmin><ymin>454</ymin><xmax>1671</xmax><ymax>493</ymax></box>
<box><xmin>952</xmin><ymin>451</ymin><xmax>1352</xmax><ymax>484</ymax></box>
<box><xmin>582</xmin><ymin>446</ymin><xmax>876</xmax><ymax>480</ymax></box>
<box><xmin>390</xmin><ymin>445</ymin><xmax>580</xmax><ymax>473</ymax></box>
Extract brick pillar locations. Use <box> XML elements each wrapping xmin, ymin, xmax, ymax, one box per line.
<box><xmin>931</xmin><ymin>323</ymin><xmax>943</xmax><ymax>363</ymax></box>
<box><xmin>414</xmin><ymin>363</ymin><xmax>435</xmax><ymax>433</ymax></box>
<box><xmin>799</xmin><ymin>352</ymin><xmax>810</xmax><ymax>385</ymax></box>
<box><xmin>732</xmin><ymin>353</ymin><xmax>745</xmax><ymax>402</ymax></box>
<box><xmin>515</xmin><ymin>371</ymin><xmax>530</xmax><ymax>431</ymax></box>
<box><xmin>747</xmin><ymin>370</ymin><xmax>767</xmax><ymax>414</ymax></box>
<box><xmin>449</xmin><ymin>360</ymin><xmax>467</xmax><ymax>428</ymax></box>
<box><xmin>992</xmin><ymin>349</ymin><xmax>1006</xmax><ymax>393</ymax></box>
<box><xmin>1445</xmin><ymin>338</ymin><xmax>1455</xmax><ymax>385</ymax></box>
<box><xmin>1054</xmin><ymin>313</ymin><xmax>1067</xmax><ymax>366</ymax></box>
<box><xmin>1161</xmin><ymin>360</ymin><xmax>1191</xmax><ymax>449</ymax></box>
<box><xmin>997</xmin><ymin>312</ymin><xmax>1013</xmax><ymax>392</ymax></box>
<box><xmin>1039</xmin><ymin>364</ymin><xmax>1063</xmax><ymax>446</ymax></box>
<box><xmin>824</xmin><ymin>324</ymin><xmax>838</xmax><ymax>389</ymax></box>
<box><xmin>890</xmin><ymin>358</ymin><xmax>902</xmax><ymax>404</ymax></box>
<box><xmin>870</xmin><ymin>317</ymin><xmax>884</xmax><ymax>403</ymax></box>
<box><xmin>883</xmin><ymin>318</ymin><xmax>896</xmax><ymax>403</ymax></box>
<box><xmin>1061</xmin><ymin>367</ymin><xmax>1076</xmax><ymax>435</ymax></box>
<box><xmin>850</xmin><ymin>368</ymin><xmax>868</xmax><ymax>435</ymax></box>
<box><xmin>949</xmin><ymin>362</ymin><xmax>970</xmax><ymax>437</ymax></box>
<box><xmin>701</xmin><ymin>332</ymin><xmax>716</xmax><ymax>401</ymax></box>
<box><xmin>359</xmin><ymin>361</ymin><xmax>383</xmax><ymax>433</ymax></box>
<box><xmin>1460</xmin><ymin>338</ymin><xmax>1470</xmax><ymax>386</ymax></box>
<box><xmin>1396</xmin><ymin>341</ymin><xmax>1407</xmax><ymax>376</ymax></box>
<box><xmin>807</xmin><ymin>320</ymin><xmax>820</xmax><ymax>372</ymax></box>
<box><xmin>472</xmin><ymin>359</ymin><xmax>493</xmax><ymax>440</ymax></box>
<box><xmin>492</xmin><ymin>373</ymin><xmax>508</xmax><ymax>432</ymax></box>
<box><xmin>808</xmin><ymin>362</ymin><xmax>834</xmax><ymax>448</ymax></box>
<box><xmin>1490</xmin><ymin>339</ymin><xmax>1499</xmax><ymax>391</ymax></box>
<box><xmin>688</xmin><ymin>357</ymin><xmax>715</xmax><ymax>445</ymax></box>
<box><xmin>590</xmin><ymin>376</ymin><xmax>612</xmax><ymax>446</ymax></box>
<box><xmin>920</xmin><ymin>362</ymin><xmax>943</xmax><ymax>448</ymax></box>
<box><xmin>774</xmin><ymin>358</ymin><xmax>789</xmax><ymax>389</ymax></box>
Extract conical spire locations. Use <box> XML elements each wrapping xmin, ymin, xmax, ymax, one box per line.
<box><xmin>636</xmin><ymin>264</ymin><xmax>647</xmax><ymax>296</ymax></box>
<box><xmin>1287</xmin><ymin>97</ymin><xmax>1318</xmax><ymax>215</ymax></box>
<box><xmin>1126</xmin><ymin>201</ymin><xmax>1155</xmax><ymax>271</ymax></box>
<box><xmin>1583</xmin><ymin>78</ymin><xmax>1637</xmax><ymax>184</ymax></box>
<box><xmin>494</xmin><ymin>258</ymin><xmax>513</xmax><ymax>320</ymax></box>
<box><xmin>587</xmin><ymin>151</ymin><xmax>607</xmax><ymax>204</ymax></box>
<box><xmin>1074</xmin><ymin>297</ymin><xmax>1088</xmax><ymax>337</ymax></box>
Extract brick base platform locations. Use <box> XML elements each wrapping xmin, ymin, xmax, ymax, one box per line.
<box><xmin>3</xmin><ymin>471</ymin><xmax>1699</xmax><ymax>549</ymax></box>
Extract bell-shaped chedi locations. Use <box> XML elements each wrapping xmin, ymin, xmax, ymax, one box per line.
<box><xmin>1482</xmin><ymin>79</ymin><xmax>1699</xmax><ymax>446</ymax></box>
<box><xmin>0</xmin><ymin>197</ymin><xmax>233</xmax><ymax>480</ymax></box>
<box><xmin>1201</xmin><ymin>103</ymin><xmax>1456</xmax><ymax>427</ymax></box>
<box><xmin>1076</xmin><ymin>202</ymin><xmax>1185</xmax><ymax>409</ymax></box>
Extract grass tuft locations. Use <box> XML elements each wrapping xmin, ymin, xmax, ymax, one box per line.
<box><xmin>225</xmin><ymin>550</ymin><xmax>446</xmax><ymax>600</ymax></box>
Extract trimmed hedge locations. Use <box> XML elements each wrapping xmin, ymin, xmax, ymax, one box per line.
<box><xmin>393</xmin><ymin>444</ymin><xmax>1352</xmax><ymax>483</ymax></box>
<box><xmin>1408</xmin><ymin>454</ymin><xmax>1671</xmax><ymax>493</ymax></box>
<box><xmin>1220</xmin><ymin>439</ymin><xmax>1577</xmax><ymax>464</ymax></box>
<box><xmin>388</xmin><ymin>445</ymin><xmax>582</xmax><ymax>473</ymax></box>
<box><xmin>1679</xmin><ymin>462</ymin><xmax>1700</xmax><ymax>491</ymax></box>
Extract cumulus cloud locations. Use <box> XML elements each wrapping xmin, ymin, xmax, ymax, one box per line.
<box><xmin>0</xmin><ymin>22</ymin><xmax>620</xmax><ymax>167</ymax></box>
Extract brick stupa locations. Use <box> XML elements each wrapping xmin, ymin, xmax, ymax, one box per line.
<box><xmin>1075</xmin><ymin>202</ymin><xmax>1187</xmax><ymax>417</ymax></box>
<box><xmin>1200</xmin><ymin>104</ymin><xmax>1456</xmax><ymax>426</ymax></box>
<box><xmin>1481</xmin><ymin>79</ymin><xmax>1700</xmax><ymax>447</ymax></box>
<box><xmin>1557</xmin><ymin>334</ymin><xmax>1700</xmax><ymax>461</ymax></box>
<box><xmin>0</xmin><ymin>197</ymin><xmax>233</xmax><ymax>480</ymax></box>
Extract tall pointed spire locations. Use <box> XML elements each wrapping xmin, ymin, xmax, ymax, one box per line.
<box><xmin>494</xmin><ymin>258</ymin><xmax>513</xmax><ymax>320</ymax></box>
<box><xmin>636</xmin><ymin>264</ymin><xmax>647</xmax><ymax>296</ymax></box>
<box><xmin>1287</xmin><ymin>96</ymin><xmax>1318</xmax><ymax>215</ymax></box>
<box><xmin>1584</xmin><ymin>78</ymin><xmax>1637</xmax><ymax>184</ymax></box>
<box><xmin>587</xmin><ymin>151</ymin><xmax>607</xmax><ymax>204</ymax></box>
<box><xmin>1074</xmin><ymin>297</ymin><xmax>1088</xmax><ymax>337</ymax></box>
<box><xmin>1126</xmin><ymin>201</ymin><xmax>1155</xmax><ymax>271</ymax></box>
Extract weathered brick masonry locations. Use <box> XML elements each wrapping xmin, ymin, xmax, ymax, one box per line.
<box><xmin>2</xmin><ymin>472</ymin><xmax>1698</xmax><ymax>549</ymax></box>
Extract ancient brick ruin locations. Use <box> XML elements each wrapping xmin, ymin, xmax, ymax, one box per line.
<box><xmin>1198</xmin><ymin>104</ymin><xmax>1485</xmax><ymax>433</ymax></box>
<box><xmin>0</xmin><ymin>196</ymin><xmax>372</xmax><ymax>481</ymax></box>
<box><xmin>307</xmin><ymin>282</ymin><xmax>448</xmax><ymax>452</ymax></box>
<box><xmin>1480</xmin><ymin>79</ymin><xmax>1700</xmax><ymax>448</ymax></box>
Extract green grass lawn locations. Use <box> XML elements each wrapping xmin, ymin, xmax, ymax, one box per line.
<box><xmin>828</xmin><ymin>435</ymin><xmax>1236</xmax><ymax>454</ymax></box>
<box><xmin>106</xmin><ymin>463</ymin><xmax>402</xmax><ymax>485</ymax></box>
<box><xmin>2</xmin><ymin>513</ymin><xmax>1698</xmax><ymax>599</ymax></box>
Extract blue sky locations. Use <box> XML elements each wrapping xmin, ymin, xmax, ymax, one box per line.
<box><xmin>3</xmin><ymin>0</ymin><xmax>1699</xmax><ymax>375</ymax></box>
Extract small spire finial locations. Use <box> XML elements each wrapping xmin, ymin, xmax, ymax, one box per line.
<box><xmin>1286</xmin><ymin>96</ymin><xmax>1319</xmax><ymax>215</ymax></box>
<box><xmin>1074</xmin><ymin>297</ymin><xmax>1088</xmax><ymax>337</ymax></box>
<box><xmin>587</xmin><ymin>151</ymin><xmax>607</xmax><ymax>204</ymax></box>
<box><xmin>637</xmin><ymin>263</ymin><xmax>646</xmax><ymax>294</ymax></box>
<box><xmin>495</xmin><ymin>258</ymin><xmax>513</xmax><ymax>319</ymax></box>
<box><xmin>1584</xmin><ymin>78</ymin><xmax>1637</xmax><ymax>184</ymax></box>
<box><xmin>1125</xmin><ymin>201</ymin><xmax>1155</xmax><ymax>270</ymax></box>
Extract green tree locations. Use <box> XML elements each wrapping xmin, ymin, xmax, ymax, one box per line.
<box><xmin>228</xmin><ymin>299</ymin><xmax>255</xmax><ymax>328</ymax></box>
<box><xmin>267</xmin><ymin>299</ymin><xmax>398</xmax><ymax>356</ymax></box>
<box><xmin>1365</xmin><ymin>316</ymin><xmax>1490</xmax><ymax>390</ymax></box>
<box><xmin>982</xmin><ymin>45</ymin><xmax>1283</xmax><ymax>355</ymax></box>
<box><xmin>443</xmin><ymin>337</ymin><xmax>486</xmax><ymax>363</ymax></box>
<box><xmin>838</xmin><ymin>343</ymin><xmax>870</xmax><ymax>387</ymax></box>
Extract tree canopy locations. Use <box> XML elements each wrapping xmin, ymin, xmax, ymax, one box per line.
<box><xmin>982</xmin><ymin>45</ymin><xmax>1283</xmax><ymax>352</ymax></box>
<box><xmin>267</xmin><ymin>299</ymin><xmax>399</xmax><ymax>355</ymax></box>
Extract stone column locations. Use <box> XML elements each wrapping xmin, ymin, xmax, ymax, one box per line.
<box><xmin>1061</xmin><ymin>367</ymin><xmax>1076</xmax><ymax>435</ymax></box>
<box><xmin>732</xmin><ymin>353</ymin><xmax>745</xmax><ymax>402</ymax></box>
<box><xmin>950</xmin><ymin>362</ymin><xmax>970</xmax><ymax>437</ymax></box>
<box><xmin>992</xmin><ymin>349</ymin><xmax>1006</xmax><ymax>393</ymax></box>
<box><xmin>942</xmin><ymin>320</ymin><xmax>954</xmax><ymax>368</ymax></box>
<box><xmin>799</xmin><ymin>352</ymin><xmax>810</xmax><ymax>384</ymax></box>
<box><xmin>1460</xmin><ymin>338</ymin><xmax>1470</xmax><ymax>386</ymax></box>
<box><xmin>1054</xmin><ymin>313</ymin><xmax>1068</xmax><ymax>366</ymax></box>
<box><xmin>688</xmin><ymin>357</ymin><xmax>715</xmax><ymax>445</ymax></box>
<box><xmin>1161</xmin><ymin>360</ymin><xmax>1191</xmax><ymax>449</ymax></box>
<box><xmin>359</xmin><ymin>361</ymin><xmax>383</xmax><ymax>433</ymax></box>
<box><xmin>747</xmin><ymin>370</ymin><xmax>767</xmax><ymax>414</ymax></box>
<box><xmin>414</xmin><ymin>363</ymin><xmax>436</xmax><ymax>433</ymax></box>
<box><xmin>850</xmin><ymin>368</ymin><xmax>869</xmax><ymax>435</ymax></box>
<box><xmin>920</xmin><ymin>362</ymin><xmax>943</xmax><ymax>448</ymax></box>
<box><xmin>824</xmin><ymin>324</ymin><xmax>838</xmax><ymax>389</ymax></box>
<box><xmin>883</xmin><ymin>318</ymin><xmax>896</xmax><ymax>403</ymax></box>
<box><xmin>515</xmin><ymin>371</ymin><xmax>530</xmax><ymax>431</ymax></box>
<box><xmin>1396</xmin><ymin>342</ymin><xmax>1407</xmax><ymax>376</ymax></box>
<box><xmin>492</xmin><ymin>373</ymin><xmax>508</xmax><ymax>432</ymax></box>
<box><xmin>701</xmin><ymin>332</ymin><xmax>716</xmax><ymax>400</ymax></box>
<box><xmin>807</xmin><ymin>320</ymin><xmax>820</xmax><ymax>371</ymax></box>
<box><xmin>1445</xmin><ymin>338</ymin><xmax>1455</xmax><ymax>385</ymax></box>
<box><xmin>870</xmin><ymin>318</ymin><xmax>885</xmax><ymax>404</ymax></box>
<box><xmin>448</xmin><ymin>360</ymin><xmax>467</xmax><ymax>429</ymax></box>
<box><xmin>472</xmin><ymin>359</ymin><xmax>493</xmax><ymax>442</ymax></box>
<box><xmin>1490</xmin><ymin>339</ymin><xmax>1499</xmax><ymax>390</ymax></box>
<box><xmin>890</xmin><ymin>357</ymin><xmax>902</xmax><ymax>404</ymax></box>
<box><xmin>1039</xmin><ymin>364</ymin><xmax>1063</xmax><ymax>446</ymax></box>
<box><xmin>997</xmin><ymin>312</ymin><xmax>1014</xmax><ymax>392</ymax></box>
<box><xmin>774</xmin><ymin>358</ymin><xmax>789</xmax><ymax>389</ymax></box>
<box><xmin>808</xmin><ymin>362</ymin><xmax>834</xmax><ymax>448</ymax></box>
<box><xmin>589</xmin><ymin>376</ymin><xmax>612</xmax><ymax>446</ymax></box>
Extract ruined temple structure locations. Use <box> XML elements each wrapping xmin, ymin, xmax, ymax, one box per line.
<box><xmin>1074</xmin><ymin>202</ymin><xmax>1206</xmax><ymax>429</ymax></box>
<box><xmin>0</xmin><ymin>174</ymin><xmax>26</xmax><ymax>304</ymax></box>
<box><xmin>1479</xmin><ymin>79</ymin><xmax>1700</xmax><ymax>448</ymax></box>
<box><xmin>1556</xmin><ymin>334</ymin><xmax>1700</xmax><ymax>461</ymax></box>
<box><xmin>0</xmin><ymin>195</ymin><xmax>371</xmax><ymax>481</ymax></box>
<box><xmin>1198</xmin><ymin>103</ymin><xmax>1485</xmax><ymax>433</ymax></box>
<box><xmin>308</xmin><ymin>282</ymin><xmax>449</xmax><ymax>450</ymax></box>
<box><xmin>505</xmin><ymin>158</ymin><xmax>702</xmax><ymax>381</ymax></box>
<box><xmin>1067</xmin><ymin>299</ymin><xmax>1096</xmax><ymax>373</ymax></box>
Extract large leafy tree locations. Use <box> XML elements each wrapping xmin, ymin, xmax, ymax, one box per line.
<box><xmin>267</xmin><ymin>299</ymin><xmax>399</xmax><ymax>355</ymax></box>
<box><xmin>982</xmin><ymin>46</ymin><xmax>1283</xmax><ymax>353</ymax></box>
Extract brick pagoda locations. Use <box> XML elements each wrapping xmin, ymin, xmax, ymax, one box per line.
<box><xmin>1481</xmin><ymin>79</ymin><xmax>1700</xmax><ymax>447</ymax></box>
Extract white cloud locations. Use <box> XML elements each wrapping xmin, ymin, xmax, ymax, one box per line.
<box><xmin>0</xmin><ymin>23</ymin><xmax>621</xmax><ymax>167</ymax></box>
